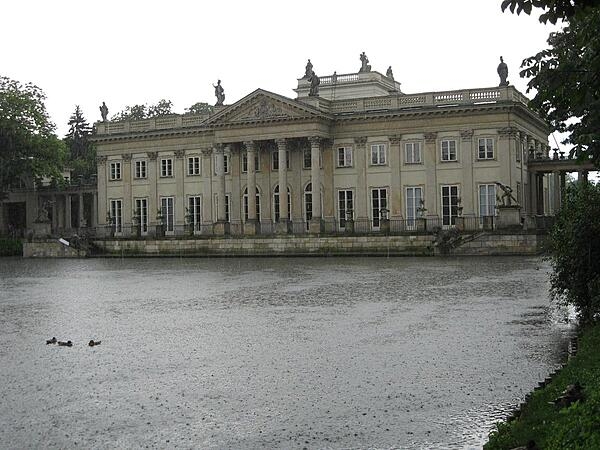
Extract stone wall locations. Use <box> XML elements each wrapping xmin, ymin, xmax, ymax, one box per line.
<box><xmin>448</xmin><ymin>232</ymin><xmax>543</xmax><ymax>256</ymax></box>
<box><xmin>23</xmin><ymin>241</ymin><xmax>87</xmax><ymax>258</ymax></box>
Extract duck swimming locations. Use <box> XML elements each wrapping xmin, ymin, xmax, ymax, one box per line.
<box><xmin>57</xmin><ymin>340</ymin><xmax>72</xmax><ymax>347</ymax></box>
<box><xmin>88</xmin><ymin>340</ymin><xmax>101</xmax><ymax>347</ymax></box>
<box><xmin>46</xmin><ymin>337</ymin><xmax>57</xmax><ymax>344</ymax></box>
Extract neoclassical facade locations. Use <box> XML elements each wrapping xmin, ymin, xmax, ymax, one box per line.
<box><xmin>91</xmin><ymin>68</ymin><xmax>553</xmax><ymax>237</ymax></box>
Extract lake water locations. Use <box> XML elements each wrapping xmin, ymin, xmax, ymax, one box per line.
<box><xmin>0</xmin><ymin>256</ymin><xmax>573</xmax><ymax>449</ymax></box>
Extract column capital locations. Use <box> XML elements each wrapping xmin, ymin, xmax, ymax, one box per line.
<box><xmin>424</xmin><ymin>132</ymin><xmax>437</xmax><ymax>144</ymax></box>
<box><xmin>459</xmin><ymin>129</ymin><xmax>474</xmax><ymax>141</ymax></box>
<box><xmin>96</xmin><ymin>155</ymin><xmax>107</xmax><ymax>165</ymax></box>
<box><xmin>174</xmin><ymin>149</ymin><xmax>185</xmax><ymax>159</ymax></box>
<box><xmin>353</xmin><ymin>136</ymin><xmax>367</xmax><ymax>148</ymax></box>
<box><xmin>497</xmin><ymin>126</ymin><xmax>518</xmax><ymax>140</ymax></box>
<box><xmin>243</xmin><ymin>140</ymin><xmax>255</xmax><ymax>151</ymax></box>
<box><xmin>275</xmin><ymin>138</ymin><xmax>287</xmax><ymax>149</ymax></box>
<box><xmin>389</xmin><ymin>135</ymin><xmax>402</xmax><ymax>145</ymax></box>
<box><xmin>147</xmin><ymin>151</ymin><xmax>158</xmax><ymax>161</ymax></box>
<box><xmin>121</xmin><ymin>153</ymin><xmax>132</xmax><ymax>162</ymax></box>
<box><xmin>213</xmin><ymin>143</ymin><xmax>224</xmax><ymax>154</ymax></box>
<box><xmin>200</xmin><ymin>148</ymin><xmax>212</xmax><ymax>157</ymax></box>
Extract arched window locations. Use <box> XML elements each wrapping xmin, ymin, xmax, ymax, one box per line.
<box><xmin>304</xmin><ymin>183</ymin><xmax>312</xmax><ymax>230</ymax></box>
<box><xmin>243</xmin><ymin>187</ymin><xmax>260</xmax><ymax>222</ymax></box>
<box><xmin>273</xmin><ymin>185</ymin><xmax>291</xmax><ymax>222</ymax></box>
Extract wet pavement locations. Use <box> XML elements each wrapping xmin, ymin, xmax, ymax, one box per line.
<box><xmin>0</xmin><ymin>256</ymin><xmax>573</xmax><ymax>449</ymax></box>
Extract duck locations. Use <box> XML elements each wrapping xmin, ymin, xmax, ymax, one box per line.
<box><xmin>88</xmin><ymin>340</ymin><xmax>101</xmax><ymax>347</ymax></box>
<box><xmin>46</xmin><ymin>337</ymin><xmax>57</xmax><ymax>344</ymax></box>
<box><xmin>57</xmin><ymin>340</ymin><xmax>73</xmax><ymax>347</ymax></box>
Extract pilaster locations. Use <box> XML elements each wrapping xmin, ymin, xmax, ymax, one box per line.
<box><xmin>354</xmin><ymin>136</ymin><xmax>368</xmax><ymax>221</ymax></box>
<box><xmin>424</xmin><ymin>132</ymin><xmax>438</xmax><ymax>218</ymax></box>
<box><xmin>459</xmin><ymin>129</ymin><xmax>474</xmax><ymax>216</ymax></box>
<box><xmin>309</xmin><ymin>136</ymin><xmax>322</xmax><ymax>233</ymax></box>
<box><xmin>122</xmin><ymin>153</ymin><xmax>132</xmax><ymax>232</ymax></box>
<box><xmin>389</xmin><ymin>135</ymin><xmax>402</xmax><ymax>219</ymax></box>
<box><xmin>276</xmin><ymin>139</ymin><xmax>288</xmax><ymax>233</ymax></box>
<box><xmin>147</xmin><ymin>151</ymin><xmax>158</xmax><ymax>228</ymax></box>
<box><xmin>174</xmin><ymin>149</ymin><xmax>185</xmax><ymax>230</ymax></box>
<box><xmin>96</xmin><ymin>156</ymin><xmax>107</xmax><ymax>226</ymax></box>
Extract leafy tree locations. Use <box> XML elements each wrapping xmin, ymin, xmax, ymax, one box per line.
<box><xmin>502</xmin><ymin>1</ymin><xmax>600</xmax><ymax>166</ymax></box>
<box><xmin>111</xmin><ymin>99</ymin><xmax>175</xmax><ymax>121</ymax></box>
<box><xmin>64</xmin><ymin>105</ymin><xmax>95</xmax><ymax>179</ymax></box>
<box><xmin>0</xmin><ymin>75</ymin><xmax>66</xmax><ymax>192</ymax></box>
<box><xmin>147</xmin><ymin>99</ymin><xmax>173</xmax><ymax>117</ymax></box>
<box><xmin>185</xmin><ymin>102</ymin><xmax>214</xmax><ymax>115</ymax></box>
<box><xmin>547</xmin><ymin>181</ymin><xmax>600</xmax><ymax>323</ymax></box>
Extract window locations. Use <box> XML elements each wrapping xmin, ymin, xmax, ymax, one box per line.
<box><xmin>371</xmin><ymin>188</ymin><xmax>388</xmax><ymax>230</ymax></box>
<box><xmin>441</xmin><ymin>185</ymin><xmax>460</xmax><ymax>227</ymax></box>
<box><xmin>338</xmin><ymin>190</ymin><xmax>354</xmax><ymax>229</ymax></box>
<box><xmin>441</xmin><ymin>140</ymin><xmax>457</xmax><ymax>161</ymax></box>
<box><xmin>370</xmin><ymin>144</ymin><xmax>386</xmax><ymax>165</ymax></box>
<box><xmin>242</xmin><ymin>152</ymin><xmax>259</xmax><ymax>173</ymax></box>
<box><xmin>187</xmin><ymin>156</ymin><xmax>201</xmax><ymax>176</ymax></box>
<box><xmin>404</xmin><ymin>142</ymin><xmax>422</xmax><ymax>164</ymax></box>
<box><xmin>109</xmin><ymin>162</ymin><xmax>121</xmax><ymax>180</ymax></box>
<box><xmin>134</xmin><ymin>160</ymin><xmax>147</xmax><ymax>179</ymax></box>
<box><xmin>213</xmin><ymin>154</ymin><xmax>230</xmax><ymax>174</ymax></box>
<box><xmin>337</xmin><ymin>147</ymin><xmax>353</xmax><ymax>167</ymax></box>
<box><xmin>478</xmin><ymin>138</ymin><xmax>494</xmax><ymax>160</ymax></box>
<box><xmin>243</xmin><ymin>187</ymin><xmax>261</xmax><ymax>222</ymax></box>
<box><xmin>188</xmin><ymin>196</ymin><xmax>202</xmax><ymax>231</ymax></box>
<box><xmin>273</xmin><ymin>185</ymin><xmax>291</xmax><ymax>222</ymax></box>
<box><xmin>479</xmin><ymin>184</ymin><xmax>496</xmax><ymax>218</ymax></box>
<box><xmin>215</xmin><ymin>195</ymin><xmax>231</xmax><ymax>222</ymax></box>
<box><xmin>272</xmin><ymin>150</ymin><xmax>290</xmax><ymax>170</ymax></box>
<box><xmin>303</xmin><ymin>148</ymin><xmax>312</xmax><ymax>169</ymax></box>
<box><xmin>161</xmin><ymin>158</ymin><xmax>173</xmax><ymax>177</ymax></box>
<box><xmin>516</xmin><ymin>182</ymin><xmax>522</xmax><ymax>205</ymax></box>
<box><xmin>109</xmin><ymin>199</ymin><xmax>122</xmax><ymax>233</ymax></box>
<box><xmin>406</xmin><ymin>187</ymin><xmax>423</xmax><ymax>228</ymax></box>
<box><xmin>304</xmin><ymin>183</ymin><xmax>313</xmax><ymax>230</ymax></box>
<box><xmin>134</xmin><ymin>198</ymin><xmax>148</xmax><ymax>234</ymax></box>
<box><xmin>160</xmin><ymin>197</ymin><xmax>174</xmax><ymax>232</ymax></box>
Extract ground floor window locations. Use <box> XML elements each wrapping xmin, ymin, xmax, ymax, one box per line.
<box><xmin>338</xmin><ymin>190</ymin><xmax>353</xmax><ymax>229</ymax></box>
<box><xmin>371</xmin><ymin>188</ymin><xmax>388</xmax><ymax>230</ymax></box>
<box><xmin>134</xmin><ymin>198</ymin><xmax>148</xmax><ymax>234</ymax></box>
<box><xmin>273</xmin><ymin>185</ymin><xmax>291</xmax><ymax>222</ymax></box>
<box><xmin>441</xmin><ymin>185</ymin><xmax>460</xmax><ymax>227</ymax></box>
<box><xmin>109</xmin><ymin>199</ymin><xmax>122</xmax><ymax>233</ymax></box>
<box><xmin>160</xmin><ymin>196</ymin><xmax>174</xmax><ymax>233</ymax></box>
<box><xmin>188</xmin><ymin>196</ymin><xmax>202</xmax><ymax>231</ymax></box>
<box><xmin>479</xmin><ymin>184</ymin><xmax>496</xmax><ymax>217</ymax></box>
<box><xmin>243</xmin><ymin>188</ymin><xmax>260</xmax><ymax>222</ymax></box>
<box><xmin>406</xmin><ymin>187</ymin><xmax>423</xmax><ymax>228</ymax></box>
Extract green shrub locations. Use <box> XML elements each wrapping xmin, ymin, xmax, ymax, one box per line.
<box><xmin>0</xmin><ymin>238</ymin><xmax>22</xmax><ymax>256</ymax></box>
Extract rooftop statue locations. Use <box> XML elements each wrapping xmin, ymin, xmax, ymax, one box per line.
<box><xmin>214</xmin><ymin>80</ymin><xmax>225</xmax><ymax>106</ymax></box>
<box><xmin>308</xmin><ymin>70</ymin><xmax>320</xmax><ymax>96</ymax></box>
<box><xmin>386</xmin><ymin>66</ymin><xmax>394</xmax><ymax>80</ymax></box>
<box><xmin>99</xmin><ymin>102</ymin><xmax>108</xmax><ymax>122</ymax></box>
<box><xmin>497</xmin><ymin>56</ymin><xmax>509</xmax><ymax>87</ymax></box>
<box><xmin>359</xmin><ymin>52</ymin><xmax>371</xmax><ymax>73</ymax></box>
<box><xmin>304</xmin><ymin>59</ymin><xmax>313</xmax><ymax>79</ymax></box>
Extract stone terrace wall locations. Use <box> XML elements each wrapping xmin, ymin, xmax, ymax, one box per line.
<box><xmin>23</xmin><ymin>241</ymin><xmax>87</xmax><ymax>258</ymax></box>
<box><xmin>449</xmin><ymin>233</ymin><xmax>543</xmax><ymax>256</ymax></box>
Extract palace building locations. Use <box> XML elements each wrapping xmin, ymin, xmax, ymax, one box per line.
<box><xmin>90</xmin><ymin>60</ymin><xmax>557</xmax><ymax>238</ymax></box>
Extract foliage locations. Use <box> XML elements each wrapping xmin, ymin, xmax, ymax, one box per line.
<box><xmin>111</xmin><ymin>99</ymin><xmax>174</xmax><ymax>121</ymax></box>
<box><xmin>502</xmin><ymin>1</ymin><xmax>600</xmax><ymax>166</ymax></box>
<box><xmin>147</xmin><ymin>99</ymin><xmax>173</xmax><ymax>117</ymax></box>
<box><xmin>0</xmin><ymin>238</ymin><xmax>22</xmax><ymax>256</ymax></box>
<box><xmin>184</xmin><ymin>102</ymin><xmax>214</xmax><ymax>115</ymax></box>
<box><xmin>485</xmin><ymin>323</ymin><xmax>600</xmax><ymax>449</ymax></box>
<box><xmin>64</xmin><ymin>105</ymin><xmax>95</xmax><ymax>180</ymax></box>
<box><xmin>547</xmin><ymin>182</ymin><xmax>600</xmax><ymax>323</ymax></box>
<box><xmin>0</xmin><ymin>75</ymin><xmax>66</xmax><ymax>191</ymax></box>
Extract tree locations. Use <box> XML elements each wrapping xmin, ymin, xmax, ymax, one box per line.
<box><xmin>0</xmin><ymin>75</ymin><xmax>66</xmax><ymax>192</ymax></box>
<box><xmin>147</xmin><ymin>99</ymin><xmax>173</xmax><ymax>117</ymax></box>
<box><xmin>502</xmin><ymin>1</ymin><xmax>600</xmax><ymax>166</ymax></box>
<box><xmin>185</xmin><ymin>102</ymin><xmax>214</xmax><ymax>115</ymax></box>
<box><xmin>548</xmin><ymin>181</ymin><xmax>600</xmax><ymax>323</ymax></box>
<box><xmin>64</xmin><ymin>105</ymin><xmax>95</xmax><ymax>179</ymax></box>
<box><xmin>111</xmin><ymin>99</ymin><xmax>174</xmax><ymax>121</ymax></box>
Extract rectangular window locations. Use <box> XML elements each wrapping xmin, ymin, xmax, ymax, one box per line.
<box><xmin>188</xmin><ymin>196</ymin><xmax>202</xmax><ymax>231</ymax></box>
<box><xmin>214</xmin><ymin>195</ymin><xmax>231</xmax><ymax>222</ymax></box>
<box><xmin>161</xmin><ymin>158</ymin><xmax>173</xmax><ymax>177</ymax></box>
<box><xmin>404</xmin><ymin>142</ymin><xmax>422</xmax><ymax>164</ymax></box>
<box><xmin>134</xmin><ymin>160</ymin><xmax>147</xmax><ymax>179</ymax></box>
<box><xmin>160</xmin><ymin>196</ymin><xmax>174</xmax><ymax>232</ymax></box>
<box><xmin>441</xmin><ymin>185</ymin><xmax>460</xmax><ymax>227</ymax></box>
<box><xmin>271</xmin><ymin>150</ymin><xmax>291</xmax><ymax>171</ymax></box>
<box><xmin>370</xmin><ymin>144</ymin><xmax>386</xmax><ymax>165</ymax></box>
<box><xmin>109</xmin><ymin>162</ymin><xmax>121</xmax><ymax>180</ymax></box>
<box><xmin>338</xmin><ymin>190</ymin><xmax>354</xmax><ymax>229</ymax></box>
<box><xmin>187</xmin><ymin>156</ymin><xmax>201</xmax><ymax>176</ymax></box>
<box><xmin>242</xmin><ymin>152</ymin><xmax>259</xmax><ymax>173</ymax></box>
<box><xmin>134</xmin><ymin>198</ymin><xmax>148</xmax><ymax>234</ymax></box>
<box><xmin>213</xmin><ymin>154</ymin><xmax>230</xmax><ymax>174</ymax></box>
<box><xmin>479</xmin><ymin>184</ymin><xmax>497</xmax><ymax>218</ymax></box>
<box><xmin>441</xmin><ymin>140</ymin><xmax>457</xmax><ymax>162</ymax></box>
<box><xmin>303</xmin><ymin>148</ymin><xmax>312</xmax><ymax>169</ymax></box>
<box><xmin>406</xmin><ymin>187</ymin><xmax>423</xmax><ymax>228</ymax></box>
<box><xmin>337</xmin><ymin>147</ymin><xmax>353</xmax><ymax>167</ymax></box>
<box><xmin>371</xmin><ymin>188</ymin><xmax>388</xmax><ymax>230</ymax></box>
<box><xmin>516</xmin><ymin>181</ymin><xmax>522</xmax><ymax>205</ymax></box>
<box><xmin>478</xmin><ymin>138</ymin><xmax>494</xmax><ymax>159</ymax></box>
<box><xmin>109</xmin><ymin>199</ymin><xmax>122</xmax><ymax>233</ymax></box>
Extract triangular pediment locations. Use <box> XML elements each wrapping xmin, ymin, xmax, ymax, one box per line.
<box><xmin>205</xmin><ymin>89</ymin><xmax>328</xmax><ymax>126</ymax></box>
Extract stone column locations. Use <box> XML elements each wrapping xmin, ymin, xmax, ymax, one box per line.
<box><xmin>536</xmin><ymin>173</ymin><xmax>545</xmax><ymax>215</ymax></box>
<box><xmin>213</xmin><ymin>144</ymin><xmax>227</xmax><ymax>235</ymax></box>
<box><xmin>92</xmin><ymin>192</ymin><xmax>98</xmax><ymax>229</ymax></box>
<box><xmin>78</xmin><ymin>193</ymin><xmax>84</xmax><ymax>228</ymax></box>
<box><xmin>389</xmin><ymin>135</ymin><xmax>402</xmax><ymax>219</ymax></box>
<box><xmin>51</xmin><ymin>194</ymin><xmax>58</xmax><ymax>233</ymax></box>
<box><xmin>244</xmin><ymin>140</ymin><xmax>257</xmax><ymax>235</ymax></box>
<box><xmin>424</xmin><ymin>132</ymin><xmax>438</xmax><ymax>219</ymax></box>
<box><xmin>552</xmin><ymin>171</ymin><xmax>561</xmax><ymax>214</ymax></box>
<box><xmin>122</xmin><ymin>153</ymin><xmax>132</xmax><ymax>236</ymax></box>
<box><xmin>65</xmin><ymin>194</ymin><xmax>72</xmax><ymax>231</ymax></box>
<box><xmin>276</xmin><ymin>138</ymin><xmax>289</xmax><ymax>233</ymax></box>
<box><xmin>353</xmin><ymin>136</ymin><xmax>368</xmax><ymax>223</ymax></box>
<box><xmin>201</xmin><ymin>148</ymin><xmax>213</xmax><ymax>228</ymax></box>
<box><xmin>147</xmin><ymin>152</ymin><xmax>158</xmax><ymax>235</ymax></box>
<box><xmin>174</xmin><ymin>149</ymin><xmax>185</xmax><ymax>234</ymax></box>
<box><xmin>96</xmin><ymin>156</ymin><xmax>107</xmax><ymax>230</ymax></box>
<box><xmin>309</xmin><ymin>136</ymin><xmax>322</xmax><ymax>233</ymax></box>
<box><xmin>459</xmin><ymin>129</ymin><xmax>474</xmax><ymax>216</ymax></box>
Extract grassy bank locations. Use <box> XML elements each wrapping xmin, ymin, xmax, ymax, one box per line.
<box><xmin>485</xmin><ymin>323</ymin><xmax>600</xmax><ymax>449</ymax></box>
<box><xmin>0</xmin><ymin>238</ymin><xmax>22</xmax><ymax>256</ymax></box>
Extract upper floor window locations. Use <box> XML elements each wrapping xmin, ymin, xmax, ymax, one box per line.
<box><xmin>242</xmin><ymin>152</ymin><xmax>260</xmax><ymax>173</ymax></box>
<box><xmin>134</xmin><ymin>160</ymin><xmax>147</xmax><ymax>179</ymax></box>
<box><xmin>188</xmin><ymin>156</ymin><xmax>201</xmax><ymax>176</ymax></box>
<box><xmin>110</xmin><ymin>161</ymin><xmax>121</xmax><ymax>180</ymax></box>
<box><xmin>303</xmin><ymin>148</ymin><xmax>312</xmax><ymax>169</ymax></box>
<box><xmin>272</xmin><ymin>150</ymin><xmax>290</xmax><ymax>171</ymax></box>
<box><xmin>213</xmin><ymin>154</ymin><xmax>230</xmax><ymax>174</ymax></box>
<box><xmin>337</xmin><ymin>147</ymin><xmax>353</xmax><ymax>167</ymax></box>
<box><xmin>404</xmin><ymin>142</ymin><xmax>422</xmax><ymax>164</ymax></box>
<box><xmin>160</xmin><ymin>158</ymin><xmax>173</xmax><ymax>177</ymax></box>
<box><xmin>441</xmin><ymin>139</ymin><xmax>457</xmax><ymax>162</ymax></box>
<box><xmin>370</xmin><ymin>144</ymin><xmax>386</xmax><ymax>165</ymax></box>
<box><xmin>478</xmin><ymin>138</ymin><xmax>494</xmax><ymax>160</ymax></box>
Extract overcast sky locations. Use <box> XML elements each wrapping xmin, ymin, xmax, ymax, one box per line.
<box><xmin>3</xmin><ymin>0</ymin><xmax>558</xmax><ymax>139</ymax></box>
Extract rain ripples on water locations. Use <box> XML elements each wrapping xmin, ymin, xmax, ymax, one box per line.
<box><xmin>0</xmin><ymin>256</ymin><xmax>573</xmax><ymax>449</ymax></box>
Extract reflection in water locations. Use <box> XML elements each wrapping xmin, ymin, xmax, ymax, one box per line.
<box><xmin>0</xmin><ymin>256</ymin><xmax>573</xmax><ymax>449</ymax></box>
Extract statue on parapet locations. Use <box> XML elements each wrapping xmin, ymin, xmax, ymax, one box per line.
<box><xmin>99</xmin><ymin>102</ymin><xmax>109</xmax><ymax>122</ymax></box>
<box><xmin>497</xmin><ymin>56</ymin><xmax>509</xmax><ymax>86</ymax></box>
<box><xmin>214</xmin><ymin>80</ymin><xmax>225</xmax><ymax>106</ymax></box>
<box><xmin>386</xmin><ymin>66</ymin><xmax>394</xmax><ymax>80</ymax></box>
<box><xmin>495</xmin><ymin>181</ymin><xmax>518</xmax><ymax>206</ymax></box>
<box><xmin>308</xmin><ymin>70</ymin><xmax>320</xmax><ymax>96</ymax></box>
<box><xmin>303</xmin><ymin>59</ymin><xmax>313</xmax><ymax>79</ymax></box>
<box><xmin>359</xmin><ymin>52</ymin><xmax>371</xmax><ymax>73</ymax></box>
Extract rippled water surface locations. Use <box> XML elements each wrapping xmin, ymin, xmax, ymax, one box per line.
<box><xmin>0</xmin><ymin>256</ymin><xmax>572</xmax><ymax>449</ymax></box>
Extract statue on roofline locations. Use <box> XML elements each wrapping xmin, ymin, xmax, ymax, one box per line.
<box><xmin>304</xmin><ymin>59</ymin><xmax>313</xmax><ymax>79</ymax></box>
<box><xmin>308</xmin><ymin>70</ymin><xmax>320</xmax><ymax>96</ymax></box>
<box><xmin>359</xmin><ymin>52</ymin><xmax>371</xmax><ymax>73</ymax></box>
<box><xmin>497</xmin><ymin>56</ymin><xmax>509</xmax><ymax>86</ymax></box>
<box><xmin>99</xmin><ymin>102</ymin><xmax>108</xmax><ymax>122</ymax></box>
<box><xmin>213</xmin><ymin>80</ymin><xmax>225</xmax><ymax>106</ymax></box>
